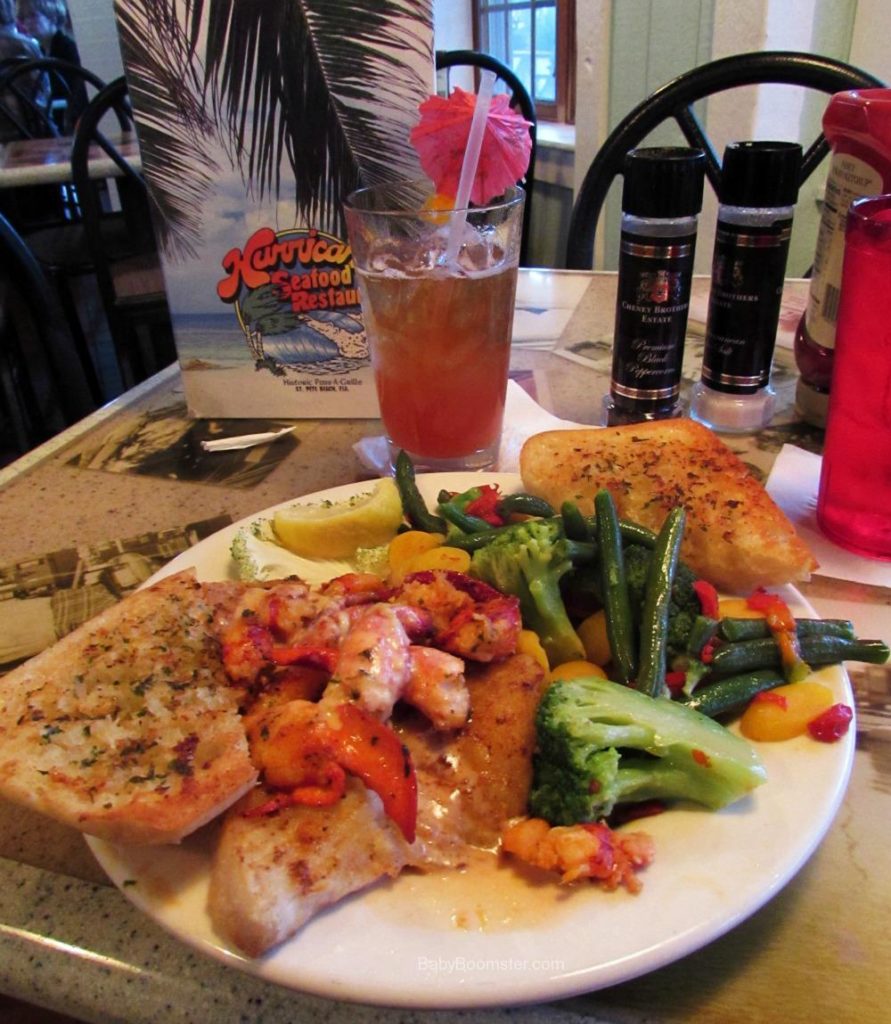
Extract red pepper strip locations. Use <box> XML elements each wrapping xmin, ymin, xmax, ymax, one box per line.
<box><xmin>807</xmin><ymin>703</ymin><xmax>853</xmax><ymax>743</ymax></box>
<box><xmin>464</xmin><ymin>484</ymin><xmax>505</xmax><ymax>526</ymax></box>
<box><xmin>745</xmin><ymin>587</ymin><xmax>780</xmax><ymax>613</ymax></box>
<box><xmin>700</xmin><ymin>637</ymin><xmax>719</xmax><ymax>664</ymax></box>
<box><xmin>746</xmin><ymin>589</ymin><xmax>811</xmax><ymax>683</ymax></box>
<box><xmin>693</xmin><ymin>579</ymin><xmax>719</xmax><ymax>619</ymax></box>
<box><xmin>752</xmin><ymin>690</ymin><xmax>788</xmax><ymax>709</ymax></box>
<box><xmin>324</xmin><ymin>703</ymin><xmax>418</xmax><ymax>843</ymax></box>
<box><xmin>664</xmin><ymin>670</ymin><xmax>687</xmax><ymax>694</ymax></box>
<box><xmin>268</xmin><ymin>644</ymin><xmax>339</xmax><ymax>673</ymax></box>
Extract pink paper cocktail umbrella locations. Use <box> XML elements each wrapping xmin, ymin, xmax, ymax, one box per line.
<box><xmin>410</xmin><ymin>86</ymin><xmax>533</xmax><ymax>205</ymax></box>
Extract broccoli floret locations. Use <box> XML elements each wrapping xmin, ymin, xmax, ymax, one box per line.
<box><xmin>529</xmin><ymin>676</ymin><xmax>766</xmax><ymax>825</ymax></box>
<box><xmin>470</xmin><ymin>518</ymin><xmax>585</xmax><ymax>666</ymax></box>
<box><xmin>623</xmin><ymin>543</ymin><xmax>700</xmax><ymax>658</ymax></box>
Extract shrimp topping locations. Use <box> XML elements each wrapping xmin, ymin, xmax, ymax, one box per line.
<box><xmin>325</xmin><ymin>604</ymin><xmax>416</xmax><ymax>719</ymax></box>
<box><xmin>501</xmin><ymin>817</ymin><xmax>655</xmax><ymax>893</ymax></box>
<box><xmin>405</xmin><ymin>646</ymin><xmax>470</xmax><ymax>730</ymax></box>
<box><xmin>219</xmin><ymin>569</ymin><xmax>523</xmax><ymax>840</ymax></box>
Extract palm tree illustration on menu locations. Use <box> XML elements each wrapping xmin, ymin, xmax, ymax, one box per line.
<box><xmin>113</xmin><ymin>0</ymin><xmax>433</xmax><ymax>416</ymax></box>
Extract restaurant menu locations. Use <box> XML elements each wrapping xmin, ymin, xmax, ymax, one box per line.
<box><xmin>113</xmin><ymin>0</ymin><xmax>434</xmax><ymax>418</ymax></box>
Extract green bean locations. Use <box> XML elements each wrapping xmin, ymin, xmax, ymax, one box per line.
<box><xmin>594</xmin><ymin>490</ymin><xmax>637</xmax><ymax>686</ymax></box>
<box><xmin>438</xmin><ymin>501</ymin><xmax>492</xmax><ymax>534</ymax></box>
<box><xmin>718</xmin><ymin>617</ymin><xmax>855</xmax><ymax>643</ymax></box>
<box><xmin>687</xmin><ymin>615</ymin><xmax>719</xmax><ymax>658</ymax></box>
<box><xmin>710</xmin><ymin>634</ymin><xmax>890</xmax><ymax>677</ymax></box>
<box><xmin>584</xmin><ymin>516</ymin><xmax>657</xmax><ymax>548</ymax></box>
<box><xmin>393</xmin><ymin>451</ymin><xmax>446</xmax><ymax>534</ymax></box>
<box><xmin>563</xmin><ymin>539</ymin><xmax>597</xmax><ymax>565</ymax></box>
<box><xmin>680</xmin><ymin>669</ymin><xmax>785</xmax><ymax>718</ymax></box>
<box><xmin>438</xmin><ymin>524</ymin><xmax>514</xmax><ymax>551</ymax></box>
<box><xmin>636</xmin><ymin>506</ymin><xmax>686</xmax><ymax>698</ymax></box>
<box><xmin>497</xmin><ymin>493</ymin><xmax>556</xmax><ymax>518</ymax></box>
<box><xmin>560</xmin><ymin>501</ymin><xmax>591</xmax><ymax>541</ymax></box>
<box><xmin>619</xmin><ymin>520</ymin><xmax>657</xmax><ymax>547</ymax></box>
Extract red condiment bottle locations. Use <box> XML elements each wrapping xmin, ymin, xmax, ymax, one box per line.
<box><xmin>794</xmin><ymin>88</ymin><xmax>891</xmax><ymax>426</ymax></box>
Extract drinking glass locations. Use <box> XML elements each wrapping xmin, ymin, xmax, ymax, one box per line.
<box><xmin>816</xmin><ymin>193</ymin><xmax>891</xmax><ymax>560</ymax></box>
<box><xmin>344</xmin><ymin>179</ymin><xmax>525</xmax><ymax>472</ymax></box>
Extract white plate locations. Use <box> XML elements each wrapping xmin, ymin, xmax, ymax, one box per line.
<box><xmin>87</xmin><ymin>473</ymin><xmax>854</xmax><ymax>1009</ymax></box>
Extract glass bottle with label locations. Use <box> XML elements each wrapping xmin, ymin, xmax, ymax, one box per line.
<box><xmin>794</xmin><ymin>88</ymin><xmax>891</xmax><ymax>427</ymax></box>
<box><xmin>690</xmin><ymin>140</ymin><xmax>802</xmax><ymax>432</ymax></box>
<box><xmin>604</xmin><ymin>147</ymin><xmax>706</xmax><ymax>425</ymax></box>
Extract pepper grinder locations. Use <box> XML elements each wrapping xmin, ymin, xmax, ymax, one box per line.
<box><xmin>603</xmin><ymin>147</ymin><xmax>706</xmax><ymax>426</ymax></box>
<box><xmin>690</xmin><ymin>140</ymin><xmax>802</xmax><ymax>432</ymax></box>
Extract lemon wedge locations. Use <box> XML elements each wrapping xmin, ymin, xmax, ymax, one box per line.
<box><xmin>272</xmin><ymin>477</ymin><xmax>404</xmax><ymax>559</ymax></box>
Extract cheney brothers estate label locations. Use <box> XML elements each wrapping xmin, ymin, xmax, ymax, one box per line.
<box><xmin>610</xmin><ymin>231</ymin><xmax>697</xmax><ymax>417</ymax></box>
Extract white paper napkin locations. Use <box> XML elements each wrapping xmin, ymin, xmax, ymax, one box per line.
<box><xmin>352</xmin><ymin>380</ymin><xmax>589</xmax><ymax>476</ymax></box>
<box><xmin>765</xmin><ymin>444</ymin><xmax>891</xmax><ymax>586</ymax></box>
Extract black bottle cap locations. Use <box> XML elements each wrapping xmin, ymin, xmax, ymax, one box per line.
<box><xmin>621</xmin><ymin>147</ymin><xmax>706</xmax><ymax>218</ymax></box>
<box><xmin>719</xmin><ymin>141</ymin><xmax>803</xmax><ymax>207</ymax></box>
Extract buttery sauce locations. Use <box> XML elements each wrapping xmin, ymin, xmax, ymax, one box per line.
<box><xmin>365</xmin><ymin>847</ymin><xmax>580</xmax><ymax>932</ymax></box>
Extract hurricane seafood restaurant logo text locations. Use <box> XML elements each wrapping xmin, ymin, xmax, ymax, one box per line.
<box><xmin>216</xmin><ymin>227</ymin><xmax>357</xmax><ymax>311</ymax></box>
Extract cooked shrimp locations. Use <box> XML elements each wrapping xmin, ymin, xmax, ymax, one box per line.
<box><xmin>438</xmin><ymin>594</ymin><xmax>522</xmax><ymax>662</ymax></box>
<box><xmin>245</xmin><ymin>699</ymin><xmax>339</xmax><ymax>794</ymax></box>
<box><xmin>501</xmin><ymin>817</ymin><xmax>655</xmax><ymax>893</ymax></box>
<box><xmin>394</xmin><ymin>570</ymin><xmax>521</xmax><ymax>661</ymax></box>
<box><xmin>325</xmin><ymin>604</ymin><xmax>414</xmax><ymax>718</ymax></box>
<box><xmin>404</xmin><ymin>646</ymin><xmax>469</xmax><ymax>730</ymax></box>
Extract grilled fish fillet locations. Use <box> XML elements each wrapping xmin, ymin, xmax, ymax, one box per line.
<box><xmin>520</xmin><ymin>420</ymin><xmax>817</xmax><ymax>592</ymax></box>
<box><xmin>208</xmin><ymin>780</ymin><xmax>413</xmax><ymax>958</ymax></box>
<box><xmin>0</xmin><ymin>570</ymin><xmax>256</xmax><ymax>845</ymax></box>
<box><xmin>208</xmin><ymin>653</ymin><xmax>547</xmax><ymax>956</ymax></box>
<box><xmin>403</xmin><ymin>652</ymin><xmax>548</xmax><ymax>858</ymax></box>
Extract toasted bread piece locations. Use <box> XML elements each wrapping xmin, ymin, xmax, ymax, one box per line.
<box><xmin>0</xmin><ymin>570</ymin><xmax>257</xmax><ymax>845</ymax></box>
<box><xmin>520</xmin><ymin>420</ymin><xmax>817</xmax><ymax>593</ymax></box>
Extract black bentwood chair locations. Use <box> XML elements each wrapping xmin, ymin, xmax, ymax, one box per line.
<box><xmin>565</xmin><ymin>50</ymin><xmax>885</xmax><ymax>269</ymax></box>
<box><xmin>71</xmin><ymin>76</ymin><xmax>174</xmax><ymax>388</ymax></box>
<box><xmin>0</xmin><ymin>56</ymin><xmax>104</xmax><ymax>139</ymax></box>
<box><xmin>435</xmin><ymin>49</ymin><xmax>537</xmax><ymax>265</ymax></box>
<box><xmin>4</xmin><ymin>61</ymin><xmax>139</xmax><ymax>400</ymax></box>
<box><xmin>0</xmin><ymin>210</ymin><xmax>95</xmax><ymax>457</ymax></box>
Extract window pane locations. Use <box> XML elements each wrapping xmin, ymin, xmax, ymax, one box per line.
<box><xmin>509</xmin><ymin>7</ymin><xmax>532</xmax><ymax>96</ymax></box>
<box><xmin>485</xmin><ymin>11</ymin><xmax>506</xmax><ymax>58</ymax></box>
<box><xmin>534</xmin><ymin>3</ymin><xmax>556</xmax><ymax>102</ymax></box>
<box><xmin>478</xmin><ymin>0</ymin><xmax>562</xmax><ymax>113</ymax></box>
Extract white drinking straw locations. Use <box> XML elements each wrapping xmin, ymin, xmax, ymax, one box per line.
<box><xmin>444</xmin><ymin>69</ymin><xmax>496</xmax><ymax>265</ymax></box>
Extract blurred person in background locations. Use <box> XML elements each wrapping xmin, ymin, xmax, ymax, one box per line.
<box><xmin>16</xmin><ymin>0</ymin><xmax>85</xmax><ymax>130</ymax></box>
<box><xmin>0</xmin><ymin>0</ymin><xmax>48</xmax><ymax>141</ymax></box>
